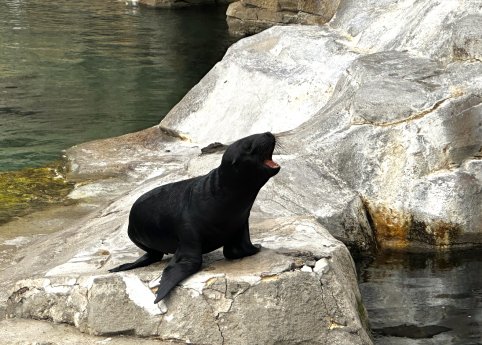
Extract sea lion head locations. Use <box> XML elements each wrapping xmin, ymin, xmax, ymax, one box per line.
<box><xmin>221</xmin><ymin>132</ymin><xmax>280</xmax><ymax>186</ymax></box>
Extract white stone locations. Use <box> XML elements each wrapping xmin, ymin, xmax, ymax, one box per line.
<box><xmin>314</xmin><ymin>258</ymin><xmax>330</xmax><ymax>275</ymax></box>
<box><xmin>121</xmin><ymin>274</ymin><xmax>164</xmax><ymax>316</ymax></box>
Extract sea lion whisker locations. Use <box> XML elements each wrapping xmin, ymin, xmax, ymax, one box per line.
<box><xmin>274</xmin><ymin>141</ymin><xmax>287</xmax><ymax>155</ymax></box>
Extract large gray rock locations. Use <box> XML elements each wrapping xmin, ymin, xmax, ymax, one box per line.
<box><xmin>158</xmin><ymin>0</ymin><xmax>482</xmax><ymax>250</ymax></box>
<box><xmin>5</xmin><ymin>212</ymin><xmax>371</xmax><ymax>345</ymax></box>
<box><xmin>166</xmin><ymin>0</ymin><xmax>482</xmax><ymax>142</ymax></box>
<box><xmin>284</xmin><ymin>51</ymin><xmax>482</xmax><ymax>248</ymax></box>
<box><xmin>331</xmin><ymin>0</ymin><xmax>482</xmax><ymax>63</ymax></box>
<box><xmin>161</xmin><ymin>26</ymin><xmax>359</xmax><ymax>146</ymax></box>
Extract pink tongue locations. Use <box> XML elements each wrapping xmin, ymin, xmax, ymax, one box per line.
<box><xmin>264</xmin><ymin>159</ymin><xmax>280</xmax><ymax>168</ymax></box>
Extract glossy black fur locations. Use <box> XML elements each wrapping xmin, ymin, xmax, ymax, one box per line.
<box><xmin>109</xmin><ymin>132</ymin><xmax>280</xmax><ymax>303</ymax></box>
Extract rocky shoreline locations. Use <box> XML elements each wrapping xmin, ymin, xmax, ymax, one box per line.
<box><xmin>1</xmin><ymin>128</ymin><xmax>372</xmax><ymax>343</ymax></box>
<box><xmin>1</xmin><ymin>0</ymin><xmax>481</xmax><ymax>343</ymax></box>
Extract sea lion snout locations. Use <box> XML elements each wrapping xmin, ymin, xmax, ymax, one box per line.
<box><xmin>257</xmin><ymin>132</ymin><xmax>281</xmax><ymax>173</ymax></box>
<box><xmin>222</xmin><ymin>132</ymin><xmax>280</xmax><ymax>179</ymax></box>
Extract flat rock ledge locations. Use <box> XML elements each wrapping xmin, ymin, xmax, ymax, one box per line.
<box><xmin>5</xmin><ymin>217</ymin><xmax>371</xmax><ymax>345</ymax></box>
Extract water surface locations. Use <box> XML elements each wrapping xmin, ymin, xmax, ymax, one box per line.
<box><xmin>0</xmin><ymin>0</ymin><xmax>236</xmax><ymax>171</ymax></box>
<box><xmin>358</xmin><ymin>249</ymin><xmax>482</xmax><ymax>345</ymax></box>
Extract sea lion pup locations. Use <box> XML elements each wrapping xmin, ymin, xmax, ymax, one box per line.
<box><xmin>109</xmin><ymin>132</ymin><xmax>280</xmax><ymax>303</ymax></box>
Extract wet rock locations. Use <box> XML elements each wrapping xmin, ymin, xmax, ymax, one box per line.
<box><xmin>0</xmin><ymin>165</ymin><xmax>73</xmax><ymax>225</ymax></box>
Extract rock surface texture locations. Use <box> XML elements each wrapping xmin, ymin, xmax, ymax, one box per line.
<box><xmin>5</xmin><ymin>210</ymin><xmax>371</xmax><ymax>344</ymax></box>
<box><xmin>226</xmin><ymin>0</ymin><xmax>341</xmax><ymax>36</ymax></box>
<box><xmin>161</xmin><ymin>0</ymin><xmax>482</xmax><ymax>251</ymax></box>
<box><xmin>2</xmin><ymin>0</ymin><xmax>482</xmax><ymax>343</ymax></box>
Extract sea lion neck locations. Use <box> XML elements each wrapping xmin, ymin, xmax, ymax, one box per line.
<box><xmin>215</xmin><ymin>165</ymin><xmax>264</xmax><ymax>196</ymax></box>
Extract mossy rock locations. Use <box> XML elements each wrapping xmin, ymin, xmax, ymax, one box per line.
<box><xmin>0</xmin><ymin>163</ymin><xmax>74</xmax><ymax>224</ymax></box>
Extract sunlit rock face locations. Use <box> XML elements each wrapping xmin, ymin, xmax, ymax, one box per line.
<box><xmin>226</xmin><ymin>0</ymin><xmax>341</xmax><ymax>36</ymax></box>
<box><xmin>330</xmin><ymin>0</ymin><xmax>482</xmax><ymax>63</ymax></box>
<box><xmin>160</xmin><ymin>0</ymin><xmax>482</xmax><ymax>250</ymax></box>
<box><xmin>161</xmin><ymin>26</ymin><xmax>359</xmax><ymax>146</ymax></box>
<box><xmin>283</xmin><ymin>52</ymin><xmax>482</xmax><ymax>249</ymax></box>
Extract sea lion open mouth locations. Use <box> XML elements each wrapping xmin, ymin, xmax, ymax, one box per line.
<box><xmin>260</xmin><ymin>133</ymin><xmax>280</xmax><ymax>170</ymax></box>
<box><xmin>264</xmin><ymin>158</ymin><xmax>280</xmax><ymax>169</ymax></box>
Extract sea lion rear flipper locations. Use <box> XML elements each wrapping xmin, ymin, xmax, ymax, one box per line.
<box><xmin>109</xmin><ymin>252</ymin><xmax>164</xmax><ymax>272</ymax></box>
<box><xmin>154</xmin><ymin>250</ymin><xmax>202</xmax><ymax>303</ymax></box>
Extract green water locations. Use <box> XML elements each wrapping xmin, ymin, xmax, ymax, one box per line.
<box><xmin>0</xmin><ymin>0</ymin><xmax>237</xmax><ymax>171</ymax></box>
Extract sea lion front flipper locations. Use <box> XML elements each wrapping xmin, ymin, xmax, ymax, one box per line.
<box><xmin>223</xmin><ymin>222</ymin><xmax>261</xmax><ymax>260</ymax></box>
<box><xmin>154</xmin><ymin>247</ymin><xmax>202</xmax><ymax>303</ymax></box>
<box><xmin>109</xmin><ymin>252</ymin><xmax>164</xmax><ymax>272</ymax></box>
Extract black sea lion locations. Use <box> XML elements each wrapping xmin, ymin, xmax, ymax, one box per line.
<box><xmin>109</xmin><ymin>132</ymin><xmax>280</xmax><ymax>303</ymax></box>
